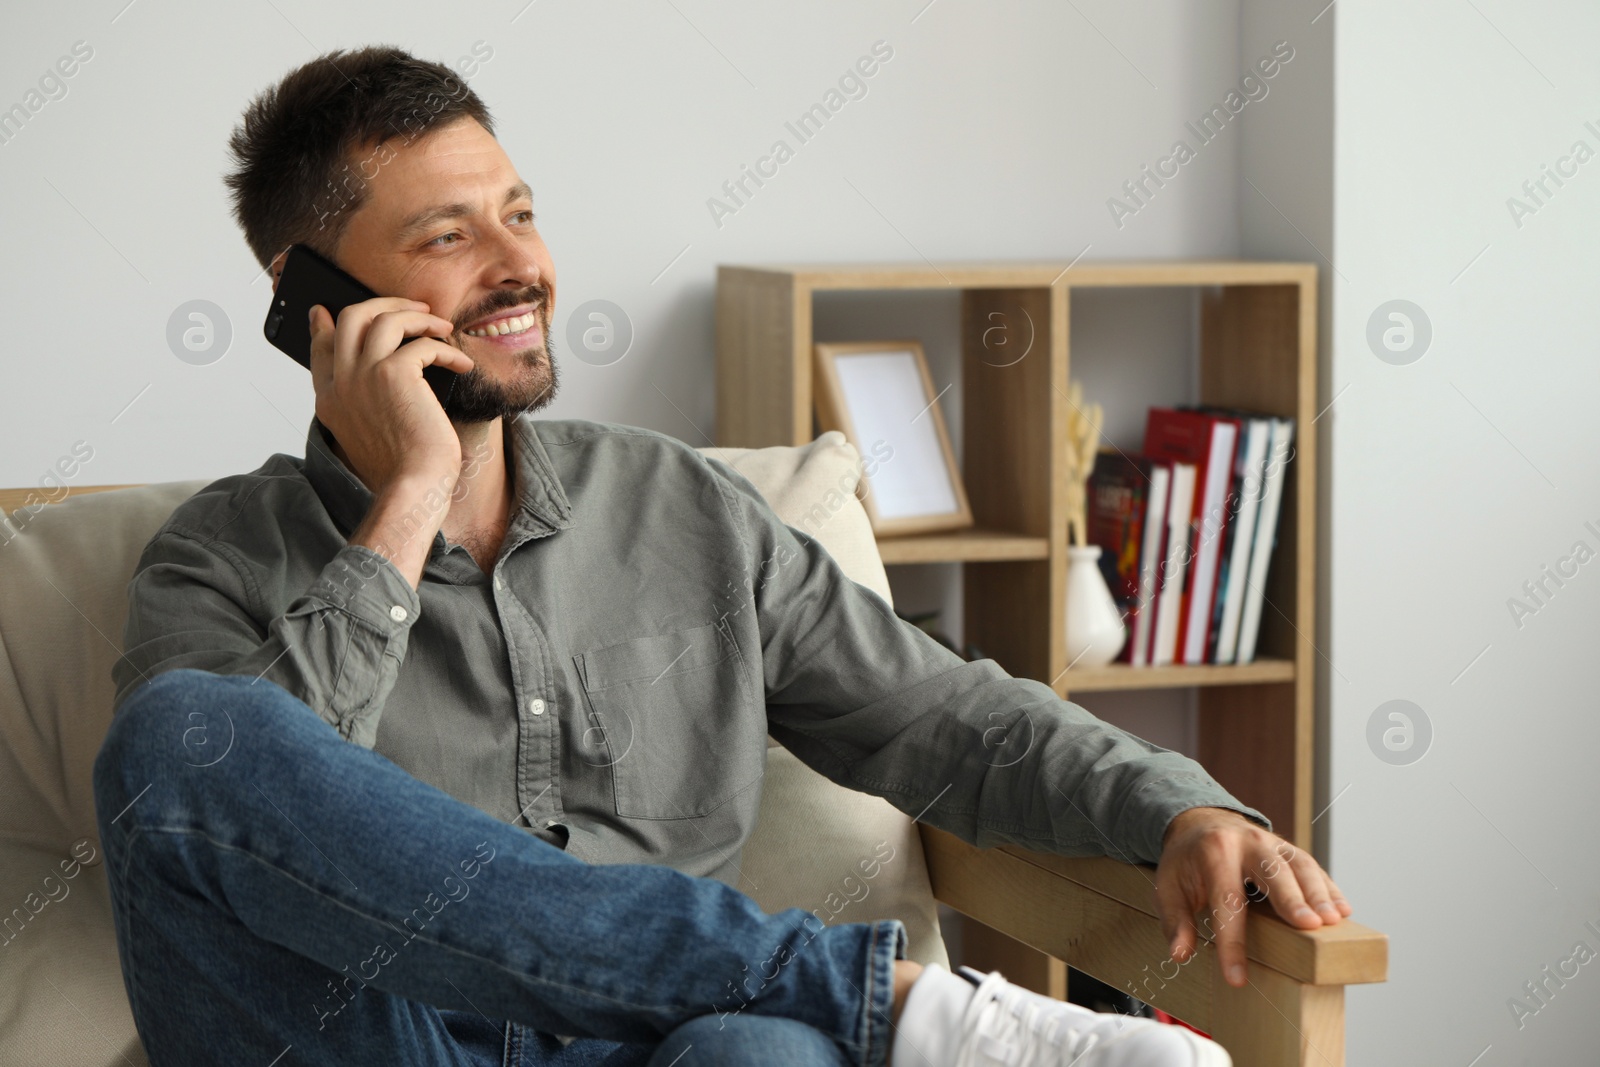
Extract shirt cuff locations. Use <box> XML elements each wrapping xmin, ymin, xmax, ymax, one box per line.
<box><xmin>1129</xmin><ymin>773</ymin><xmax>1273</xmax><ymax>865</ymax></box>
<box><xmin>305</xmin><ymin>543</ymin><xmax>422</xmax><ymax>635</ymax></box>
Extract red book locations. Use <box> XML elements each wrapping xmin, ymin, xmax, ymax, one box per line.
<box><xmin>1152</xmin><ymin>1008</ymin><xmax>1214</xmax><ymax>1040</ymax></box>
<box><xmin>1085</xmin><ymin>451</ymin><xmax>1150</xmax><ymax>662</ymax></box>
<box><xmin>1142</xmin><ymin>409</ymin><xmax>1241</xmax><ymax>665</ymax></box>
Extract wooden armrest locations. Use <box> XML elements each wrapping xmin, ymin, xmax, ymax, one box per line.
<box><xmin>918</xmin><ymin>825</ymin><xmax>1388</xmax><ymax>1067</ymax></box>
<box><xmin>0</xmin><ymin>483</ymin><xmax>140</xmax><ymax>517</ymax></box>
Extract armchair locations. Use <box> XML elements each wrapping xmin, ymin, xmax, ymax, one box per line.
<box><xmin>0</xmin><ymin>431</ymin><xmax>1384</xmax><ymax>1066</ymax></box>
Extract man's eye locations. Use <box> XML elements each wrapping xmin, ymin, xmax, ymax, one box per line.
<box><xmin>427</xmin><ymin>232</ymin><xmax>462</xmax><ymax>247</ymax></box>
<box><xmin>510</xmin><ymin>210</ymin><xmax>535</xmax><ymax>225</ymax></box>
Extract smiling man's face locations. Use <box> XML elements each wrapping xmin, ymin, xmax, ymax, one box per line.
<box><xmin>331</xmin><ymin>117</ymin><xmax>558</xmax><ymax>423</ymax></box>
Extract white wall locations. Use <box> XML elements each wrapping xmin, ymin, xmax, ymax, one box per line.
<box><xmin>1326</xmin><ymin>2</ymin><xmax>1600</xmax><ymax>1063</ymax></box>
<box><xmin>1</xmin><ymin>0</ymin><xmax>1243</xmax><ymax>493</ymax></box>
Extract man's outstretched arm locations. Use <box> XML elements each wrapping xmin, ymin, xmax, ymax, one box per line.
<box><xmin>703</xmin><ymin>453</ymin><xmax>1351</xmax><ymax>986</ymax></box>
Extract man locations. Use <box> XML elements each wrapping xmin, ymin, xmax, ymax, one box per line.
<box><xmin>95</xmin><ymin>45</ymin><xmax>1351</xmax><ymax>1067</ymax></box>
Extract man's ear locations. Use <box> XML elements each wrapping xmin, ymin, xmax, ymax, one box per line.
<box><xmin>267</xmin><ymin>248</ymin><xmax>289</xmax><ymax>293</ymax></box>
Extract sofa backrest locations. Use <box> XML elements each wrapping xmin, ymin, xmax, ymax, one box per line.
<box><xmin>0</xmin><ymin>479</ymin><xmax>202</xmax><ymax>1067</ymax></box>
<box><xmin>0</xmin><ymin>431</ymin><xmax>945</xmax><ymax>1065</ymax></box>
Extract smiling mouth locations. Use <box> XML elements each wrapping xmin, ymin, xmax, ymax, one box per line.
<box><xmin>463</xmin><ymin>309</ymin><xmax>540</xmax><ymax>338</ymax></box>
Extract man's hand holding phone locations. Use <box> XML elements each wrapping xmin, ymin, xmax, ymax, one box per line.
<box><xmin>308</xmin><ymin>297</ymin><xmax>474</xmax><ymax>589</ymax></box>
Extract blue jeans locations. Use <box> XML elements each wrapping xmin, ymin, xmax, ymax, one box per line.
<box><xmin>92</xmin><ymin>669</ymin><xmax>907</xmax><ymax>1066</ymax></box>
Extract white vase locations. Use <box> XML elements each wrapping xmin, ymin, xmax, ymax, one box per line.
<box><xmin>1064</xmin><ymin>545</ymin><xmax>1128</xmax><ymax>669</ymax></box>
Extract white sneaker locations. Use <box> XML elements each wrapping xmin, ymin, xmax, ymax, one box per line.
<box><xmin>891</xmin><ymin>963</ymin><xmax>1231</xmax><ymax>1067</ymax></box>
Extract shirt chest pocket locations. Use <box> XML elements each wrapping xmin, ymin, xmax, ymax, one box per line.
<box><xmin>574</xmin><ymin>621</ymin><xmax>757</xmax><ymax>820</ymax></box>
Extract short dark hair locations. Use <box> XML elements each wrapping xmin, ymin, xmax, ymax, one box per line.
<box><xmin>223</xmin><ymin>45</ymin><xmax>494</xmax><ymax>269</ymax></box>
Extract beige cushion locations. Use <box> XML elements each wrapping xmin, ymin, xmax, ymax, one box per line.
<box><xmin>698</xmin><ymin>433</ymin><xmax>892</xmax><ymax>608</ymax></box>
<box><xmin>0</xmin><ymin>430</ymin><xmax>945</xmax><ymax>1065</ymax></box>
<box><xmin>0</xmin><ymin>480</ymin><xmax>203</xmax><ymax>1067</ymax></box>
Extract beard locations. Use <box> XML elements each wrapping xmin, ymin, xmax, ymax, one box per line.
<box><xmin>444</xmin><ymin>286</ymin><xmax>560</xmax><ymax>424</ymax></box>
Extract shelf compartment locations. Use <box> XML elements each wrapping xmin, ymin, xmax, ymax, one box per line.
<box><xmin>1054</xmin><ymin>658</ymin><xmax>1295</xmax><ymax>695</ymax></box>
<box><xmin>876</xmin><ymin>527</ymin><xmax>1052</xmax><ymax>565</ymax></box>
<box><xmin>715</xmin><ymin>258</ymin><xmax>1317</xmax><ymax>848</ymax></box>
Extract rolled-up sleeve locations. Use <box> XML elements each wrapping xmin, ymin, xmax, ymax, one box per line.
<box><xmin>704</xmin><ymin>457</ymin><xmax>1268</xmax><ymax>867</ymax></box>
<box><xmin>113</xmin><ymin>530</ymin><xmax>419</xmax><ymax>748</ymax></box>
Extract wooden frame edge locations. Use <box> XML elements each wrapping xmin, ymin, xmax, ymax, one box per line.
<box><xmin>811</xmin><ymin>339</ymin><xmax>974</xmax><ymax>538</ymax></box>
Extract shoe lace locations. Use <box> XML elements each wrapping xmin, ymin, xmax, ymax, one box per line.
<box><xmin>954</xmin><ymin>973</ymin><xmax>1101</xmax><ymax>1067</ymax></box>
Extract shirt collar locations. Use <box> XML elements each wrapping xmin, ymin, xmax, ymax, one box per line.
<box><xmin>303</xmin><ymin>413</ymin><xmax>574</xmax><ymax>547</ymax></box>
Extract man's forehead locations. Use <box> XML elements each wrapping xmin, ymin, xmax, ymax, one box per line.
<box><xmin>363</xmin><ymin>120</ymin><xmax>525</xmax><ymax>215</ymax></box>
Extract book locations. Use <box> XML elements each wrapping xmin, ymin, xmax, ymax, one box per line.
<box><xmin>1150</xmin><ymin>462</ymin><xmax>1195</xmax><ymax>667</ymax></box>
<box><xmin>1144</xmin><ymin>410</ymin><xmax>1240</xmax><ymax>665</ymax></box>
<box><xmin>1184</xmin><ymin>416</ymin><xmax>1240</xmax><ymax>664</ymax></box>
<box><xmin>1211</xmin><ymin>417</ymin><xmax>1271</xmax><ymax>664</ymax></box>
<box><xmin>1129</xmin><ymin>462</ymin><xmax>1171</xmax><ymax>666</ymax></box>
<box><xmin>1235</xmin><ymin>418</ymin><xmax>1296</xmax><ymax>664</ymax></box>
<box><xmin>1085</xmin><ymin>452</ymin><xmax>1151</xmax><ymax>651</ymax></box>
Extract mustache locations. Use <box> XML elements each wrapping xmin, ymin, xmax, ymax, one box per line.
<box><xmin>453</xmin><ymin>284</ymin><xmax>549</xmax><ymax>332</ymax></box>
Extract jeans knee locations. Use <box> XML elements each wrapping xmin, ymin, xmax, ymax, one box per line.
<box><xmin>93</xmin><ymin>669</ymin><xmax>301</xmax><ymax>828</ymax></box>
<box><xmin>650</xmin><ymin>1014</ymin><xmax>845</xmax><ymax>1067</ymax></box>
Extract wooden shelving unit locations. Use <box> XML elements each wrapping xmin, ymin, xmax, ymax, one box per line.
<box><xmin>1058</xmin><ymin>657</ymin><xmax>1297</xmax><ymax>693</ymax></box>
<box><xmin>715</xmin><ymin>259</ymin><xmax>1317</xmax><ymax>851</ymax></box>
<box><xmin>875</xmin><ymin>527</ymin><xmax>1051</xmax><ymax>565</ymax></box>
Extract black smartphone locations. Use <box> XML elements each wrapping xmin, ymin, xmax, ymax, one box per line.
<box><xmin>262</xmin><ymin>243</ymin><xmax>457</xmax><ymax>409</ymax></box>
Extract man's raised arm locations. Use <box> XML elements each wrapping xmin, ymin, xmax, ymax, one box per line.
<box><xmin>113</xmin><ymin>294</ymin><xmax>476</xmax><ymax>746</ymax></box>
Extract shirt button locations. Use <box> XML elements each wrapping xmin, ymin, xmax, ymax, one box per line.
<box><xmin>494</xmin><ymin>576</ymin><xmax>504</xmax><ymax>591</ymax></box>
<box><xmin>389</xmin><ymin>605</ymin><xmax>408</xmax><ymax>622</ymax></box>
<box><xmin>529</xmin><ymin>698</ymin><xmax>546</xmax><ymax>715</ymax></box>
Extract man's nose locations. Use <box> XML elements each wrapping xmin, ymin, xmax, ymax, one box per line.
<box><xmin>482</xmin><ymin>226</ymin><xmax>542</xmax><ymax>291</ymax></box>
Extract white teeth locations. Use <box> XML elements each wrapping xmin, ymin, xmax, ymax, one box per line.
<box><xmin>466</xmin><ymin>310</ymin><xmax>537</xmax><ymax>337</ymax></box>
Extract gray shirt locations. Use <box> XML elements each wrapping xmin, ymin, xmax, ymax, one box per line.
<box><xmin>112</xmin><ymin>414</ymin><xmax>1265</xmax><ymax>884</ymax></box>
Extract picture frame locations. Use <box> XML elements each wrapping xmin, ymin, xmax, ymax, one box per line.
<box><xmin>812</xmin><ymin>340</ymin><xmax>974</xmax><ymax>537</ymax></box>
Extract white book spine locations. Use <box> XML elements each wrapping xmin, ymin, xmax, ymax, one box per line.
<box><xmin>1181</xmin><ymin>421</ymin><xmax>1238</xmax><ymax>665</ymax></box>
<box><xmin>1214</xmin><ymin>420</ymin><xmax>1270</xmax><ymax>664</ymax></box>
<box><xmin>1152</xmin><ymin>463</ymin><xmax>1195</xmax><ymax>667</ymax></box>
<box><xmin>1131</xmin><ymin>465</ymin><xmax>1171</xmax><ymax>667</ymax></box>
<box><xmin>1236</xmin><ymin>419</ymin><xmax>1295</xmax><ymax>665</ymax></box>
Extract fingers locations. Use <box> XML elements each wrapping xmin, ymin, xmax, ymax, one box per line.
<box><xmin>1205</xmin><ymin>858</ymin><xmax>1251</xmax><ymax>988</ymax></box>
<box><xmin>333</xmin><ymin>298</ymin><xmax>434</xmax><ymax>371</ymax></box>
<box><xmin>1301</xmin><ymin>860</ymin><xmax>1351</xmax><ymax>920</ymax></box>
<box><xmin>1255</xmin><ymin>842</ymin><xmax>1320</xmax><ymax>930</ymax></box>
<box><xmin>1289</xmin><ymin>849</ymin><xmax>1344</xmax><ymax>925</ymax></box>
<box><xmin>400</xmin><ymin>337</ymin><xmax>476</xmax><ymax>376</ymax></box>
<box><xmin>312</xmin><ymin>298</ymin><xmax>473</xmax><ymax>405</ymax></box>
<box><xmin>1158</xmin><ymin>812</ymin><xmax>1356</xmax><ymax>993</ymax></box>
<box><xmin>1254</xmin><ymin>841</ymin><xmax>1349</xmax><ymax>927</ymax></box>
<box><xmin>308</xmin><ymin>304</ymin><xmax>335</xmax><ymax>393</ymax></box>
<box><xmin>1325</xmin><ymin>872</ymin><xmax>1354</xmax><ymax>918</ymax></box>
<box><xmin>1154</xmin><ymin>867</ymin><xmax>1199</xmax><ymax>964</ymax></box>
<box><xmin>359</xmin><ymin>310</ymin><xmax>458</xmax><ymax>366</ymax></box>
<box><xmin>312</xmin><ymin>298</ymin><xmax>464</xmax><ymax>411</ymax></box>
